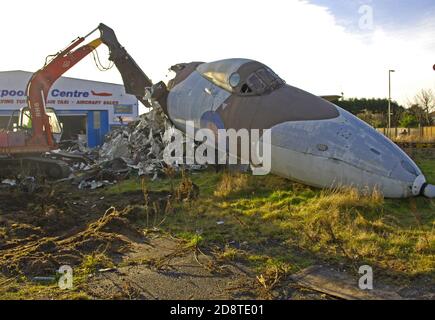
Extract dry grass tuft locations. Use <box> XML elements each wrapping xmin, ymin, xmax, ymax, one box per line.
<box><xmin>175</xmin><ymin>171</ymin><xmax>199</xmax><ymax>201</ymax></box>
<box><xmin>214</xmin><ymin>172</ymin><xmax>249</xmax><ymax>198</ymax></box>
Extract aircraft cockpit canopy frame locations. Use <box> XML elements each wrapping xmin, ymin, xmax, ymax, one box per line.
<box><xmin>197</xmin><ymin>58</ymin><xmax>284</xmax><ymax>96</ymax></box>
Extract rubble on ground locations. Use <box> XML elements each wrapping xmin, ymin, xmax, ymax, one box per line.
<box><xmin>57</xmin><ymin>105</ymin><xmax>206</xmax><ymax>189</ymax></box>
<box><xmin>1</xmin><ymin>179</ymin><xmax>16</xmax><ymax>187</ymax></box>
<box><xmin>0</xmin><ymin>106</ymin><xmax>205</xmax><ymax>191</ymax></box>
<box><xmin>1</xmin><ymin>176</ymin><xmax>39</xmax><ymax>193</ymax></box>
<box><xmin>99</xmin><ymin>105</ymin><xmax>171</xmax><ymax>176</ymax></box>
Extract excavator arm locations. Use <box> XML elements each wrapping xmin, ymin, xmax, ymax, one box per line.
<box><xmin>27</xmin><ymin>35</ymin><xmax>102</xmax><ymax>148</ymax></box>
<box><xmin>97</xmin><ymin>23</ymin><xmax>154</xmax><ymax>108</ymax></box>
<box><xmin>27</xmin><ymin>23</ymin><xmax>165</xmax><ymax>150</ymax></box>
<box><xmin>1</xmin><ymin>24</ymin><xmax>163</xmax><ymax>179</ymax></box>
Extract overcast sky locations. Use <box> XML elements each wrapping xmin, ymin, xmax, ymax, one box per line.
<box><xmin>1</xmin><ymin>0</ymin><xmax>434</xmax><ymax>112</ymax></box>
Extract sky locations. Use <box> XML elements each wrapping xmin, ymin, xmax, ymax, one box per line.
<box><xmin>0</xmin><ymin>0</ymin><xmax>434</xmax><ymax>112</ymax></box>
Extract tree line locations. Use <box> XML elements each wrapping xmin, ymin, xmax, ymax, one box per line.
<box><xmin>333</xmin><ymin>89</ymin><xmax>435</xmax><ymax>128</ymax></box>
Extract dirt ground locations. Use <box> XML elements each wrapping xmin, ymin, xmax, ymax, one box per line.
<box><xmin>0</xmin><ymin>183</ymin><xmax>260</xmax><ymax>299</ymax></box>
<box><xmin>0</xmin><ymin>171</ymin><xmax>433</xmax><ymax>300</ymax></box>
<box><xmin>84</xmin><ymin>237</ymin><xmax>259</xmax><ymax>300</ymax></box>
<box><xmin>0</xmin><ymin>183</ymin><xmax>140</xmax><ymax>275</ymax></box>
<box><xmin>0</xmin><ymin>180</ymin><xmax>336</xmax><ymax>299</ymax></box>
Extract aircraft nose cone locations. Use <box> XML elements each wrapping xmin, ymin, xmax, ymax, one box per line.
<box><xmin>269</xmin><ymin>107</ymin><xmax>423</xmax><ymax>198</ymax></box>
<box><xmin>338</xmin><ymin>109</ymin><xmax>421</xmax><ymax>183</ymax></box>
<box><xmin>341</xmin><ymin>111</ymin><xmax>421</xmax><ymax>184</ymax></box>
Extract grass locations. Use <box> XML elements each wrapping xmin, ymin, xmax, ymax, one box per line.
<box><xmin>2</xmin><ymin>155</ymin><xmax>433</xmax><ymax>299</ymax></box>
<box><xmin>214</xmin><ymin>172</ymin><xmax>249</xmax><ymax>198</ymax></box>
<box><xmin>78</xmin><ymin>253</ymin><xmax>115</xmax><ymax>276</ymax></box>
<box><xmin>105</xmin><ymin>170</ymin><xmax>222</xmax><ymax>197</ymax></box>
<box><xmin>0</xmin><ymin>251</ymin><xmax>117</xmax><ymax>300</ymax></box>
<box><xmin>0</xmin><ymin>274</ymin><xmax>91</xmax><ymax>300</ymax></box>
<box><xmin>415</xmin><ymin>159</ymin><xmax>435</xmax><ymax>182</ymax></box>
<box><xmin>104</xmin><ymin>156</ymin><xmax>434</xmax><ymax>284</ymax></box>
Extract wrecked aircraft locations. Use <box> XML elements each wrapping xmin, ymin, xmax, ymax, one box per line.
<box><xmin>142</xmin><ymin>58</ymin><xmax>434</xmax><ymax>199</ymax></box>
<box><xmin>38</xmin><ymin>24</ymin><xmax>435</xmax><ymax>199</ymax></box>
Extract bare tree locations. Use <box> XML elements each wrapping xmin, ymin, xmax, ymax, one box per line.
<box><xmin>413</xmin><ymin>89</ymin><xmax>435</xmax><ymax>125</ymax></box>
<box><xmin>356</xmin><ymin>110</ymin><xmax>384</xmax><ymax>127</ymax></box>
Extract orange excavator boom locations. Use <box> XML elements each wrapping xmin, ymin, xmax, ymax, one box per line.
<box><xmin>26</xmin><ymin>35</ymin><xmax>102</xmax><ymax>149</ymax></box>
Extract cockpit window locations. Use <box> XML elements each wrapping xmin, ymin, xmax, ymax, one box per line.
<box><xmin>256</xmin><ymin>68</ymin><xmax>284</xmax><ymax>90</ymax></box>
<box><xmin>257</xmin><ymin>68</ymin><xmax>275</xmax><ymax>84</ymax></box>
<box><xmin>229</xmin><ymin>73</ymin><xmax>241</xmax><ymax>88</ymax></box>
<box><xmin>238</xmin><ymin>68</ymin><xmax>283</xmax><ymax>95</ymax></box>
<box><xmin>197</xmin><ymin>59</ymin><xmax>250</xmax><ymax>92</ymax></box>
<box><xmin>247</xmin><ymin>73</ymin><xmax>266</xmax><ymax>93</ymax></box>
<box><xmin>196</xmin><ymin>59</ymin><xmax>285</xmax><ymax>96</ymax></box>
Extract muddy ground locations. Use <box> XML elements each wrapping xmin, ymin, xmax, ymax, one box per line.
<box><xmin>0</xmin><ymin>183</ymin><xmax>142</xmax><ymax>275</ymax></box>
<box><xmin>0</xmin><ymin>175</ymin><xmax>432</xmax><ymax>300</ymax></box>
<box><xmin>0</xmin><ymin>182</ymin><xmax>310</xmax><ymax>299</ymax></box>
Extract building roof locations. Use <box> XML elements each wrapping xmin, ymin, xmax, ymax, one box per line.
<box><xmin>0</xmin><ymin>70</ymin><xmax>125</xmax><ymax>87</ymax></box>
<box><xmin>320</xmin><ymin>95</ymin><xmax>342</xmax><ymax>102</ymax></box>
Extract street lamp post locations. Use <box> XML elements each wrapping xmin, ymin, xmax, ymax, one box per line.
<box><xmin>388</xmin><ymin>69</ymin><xmax>395</xmax><ymax>138</ymax></box>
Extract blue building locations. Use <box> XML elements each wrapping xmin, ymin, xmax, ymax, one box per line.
<box><xmin>0</xmin><ymin>71</ymin><xmax>138</xmax><ymax>147</ymax></box>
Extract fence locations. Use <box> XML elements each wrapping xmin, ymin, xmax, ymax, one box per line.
<box><xmin>376</xmin><ymin>126</ymin><xmax>435</xmax><ymax>142</ymax></box>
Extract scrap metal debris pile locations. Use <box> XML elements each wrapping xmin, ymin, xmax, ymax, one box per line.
<box><xmin>99</xmin><ymin>106</ymin><xmax>172</xmax><ymax>177</ymax></box>
<box><xmin>62</xmin><ymin>106</ymin><xmax>205</xmax><ymax>190</ymax></box>
<box><xmin>0</xmin><ymin>107</ymin><xmax>204</xmax><ymax>191</ymax></box>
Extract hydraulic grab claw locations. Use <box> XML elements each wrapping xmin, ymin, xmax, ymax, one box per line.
<box><xmin>97</xmin><ymin>23</ymin><xmax>154</xmax><ymax>107</ymax></box>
